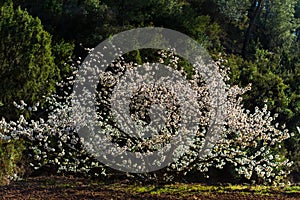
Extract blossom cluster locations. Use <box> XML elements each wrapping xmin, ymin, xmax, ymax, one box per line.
<box><xmin>0</xmin><ymin>49</ymin><xmax>293</xmax><ymax>184</ymax></box>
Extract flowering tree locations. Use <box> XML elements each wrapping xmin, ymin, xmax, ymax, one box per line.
<box><xmin>0</xmin><ymin>48</ymin><xmax>292</xmax><ymax>185</ymax></box>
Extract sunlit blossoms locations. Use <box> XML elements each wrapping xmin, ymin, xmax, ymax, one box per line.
<box><xmin>0</xmin><ymin>47</ymin><xmax>293</xmax><ymax>185</ymax></box>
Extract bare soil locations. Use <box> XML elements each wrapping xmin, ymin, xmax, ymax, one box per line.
<box><xmin>0</xmin><ymin>176</ymin><xmax>299</xmax><ymax>200</ymax></box>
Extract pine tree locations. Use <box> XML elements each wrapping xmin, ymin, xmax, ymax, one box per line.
<box><xmin>0</xmin><ymin>1</ymin><xmax>60</xmax><ymax>119</ymax></box>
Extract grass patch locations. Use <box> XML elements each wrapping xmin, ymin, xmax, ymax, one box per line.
<box><xmin>123</xmin><ymin>183</ymin><xmax>300</xmax><ymax>197</ymax></box>
<box><xmin>284</xmin><ymin>185</ymin><xmax>300</xmax><ymax>194</ymax></box>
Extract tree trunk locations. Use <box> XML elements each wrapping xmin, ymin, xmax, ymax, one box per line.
<box><xmin>242</xmin><ymin>0</ymin><xmax>265</xmax><ymax>58</ymax></box>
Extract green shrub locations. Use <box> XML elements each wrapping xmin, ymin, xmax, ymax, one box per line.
<box><xmin>0</xmin><ymin>139</ymin><xmax>27</xmax><ymax>185</ymax></box>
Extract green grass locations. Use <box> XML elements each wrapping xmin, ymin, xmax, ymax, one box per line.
<box><xmin>120</xmin><ymin>183</ymin><xmax>300</xmax><ymax>197</ymax></box>
<box><xmin>284</xmin><ymin>185</ymin><xmax>300</xmax><ymax>194</ymax></box>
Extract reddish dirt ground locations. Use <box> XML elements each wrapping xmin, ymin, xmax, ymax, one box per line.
<box><xmin>0</xmin><ymin>176</ymin><xmax>300</xmax><ymax>200</ymax></box>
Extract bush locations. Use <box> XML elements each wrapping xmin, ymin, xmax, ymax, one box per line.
<box><xmin>0</xmin><ymin>139</ymin><xmax>27</xmax><ymax>185</ymax></box>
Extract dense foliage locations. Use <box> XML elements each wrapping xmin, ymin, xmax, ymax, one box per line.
<box><xmin>0</xmin><ymin>0</ymin><xmax>300</xmax><ymax>185</ymax></box>
<box><xmin>0</xmin><ymin>2</ymin><xmax>60</xmax><ymax>119</ymax></box>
